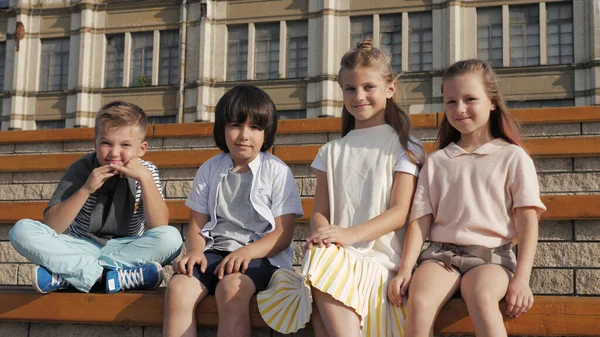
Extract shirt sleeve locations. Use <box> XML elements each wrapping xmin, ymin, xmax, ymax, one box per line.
<box><xmin>44</xmin><ymin>154</ymin><xmax>94</xmax><ymax>214</ymax></box>
<box><xmin>185</xmin><ymin>161</ymin><xmax>212</xmax><ymax>214</ymax></box>
<box><xmin>395</xmin><ymin>139</ymin><xmax>424</xmax><ymax>176</ymax></box>
<box><xmin>270</xmin><ymin>165</ymin><xmax>304</xmax><ymax>219</ymax></box>
<box><xmin>409</xmin><ymin>160</ymin><xmax>434</xmax><ymax>222</ymax></box>
<box><xmin>510</xmin><ymin>149</ymin><xmax>547</xmax><ymax>214</ymax></box>
<box><xmin>132</xmin><ymin>160</ymin><xmax>164</xmax><ymax>229</ymax></box>
<box><xmin>310</xmin><ymin>149</ymin><xmax>326</xmax><ymax>172</ymax></box>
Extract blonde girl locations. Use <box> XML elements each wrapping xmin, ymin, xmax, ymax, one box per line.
<box><xmin>257</xmin><ymin>40</ymin><xmax>424</xmax><ymax>337</ymax></box>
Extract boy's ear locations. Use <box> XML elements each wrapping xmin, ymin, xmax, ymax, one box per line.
<box><xmin>386</xmin><ymin>80</ymin><xmax>397</xmax><ymax>99</ymax></box>
<box><xmin>137</xmin><ymin>141</ymin><xmax>148</xmax><ymax>157</ymax></box>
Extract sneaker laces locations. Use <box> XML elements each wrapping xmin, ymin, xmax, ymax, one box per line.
<box><xmin>117</xmin><ymin>267</ymin><xmax>144</xmax><ymax>290</ymax></box>
<box><xmin>51</xmin><ymin>273</ymin><xmax>68</xmax><ymax>287</ymax></box>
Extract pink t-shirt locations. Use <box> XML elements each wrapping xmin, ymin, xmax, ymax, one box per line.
<box><xmin>410</xmin><ymin>138</ymin><xmax>546</xmax><ymax>248</ymax></box>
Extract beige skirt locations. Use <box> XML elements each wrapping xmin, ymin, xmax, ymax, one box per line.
<box><xmin>257</xmin><ymin>245</ymin><xmax>407</xmax><ymax>336</ymax></box>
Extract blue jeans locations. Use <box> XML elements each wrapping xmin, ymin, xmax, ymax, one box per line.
<box><xmin>9</xmin><ymin>219</ymin><xmax>183</xmax><ymax>292</ymax></box>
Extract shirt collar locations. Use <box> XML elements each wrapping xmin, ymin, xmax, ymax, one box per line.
<box><xmin>223</xmin><ymin>152</ymin><xmax>262</xmax><ymax>174</ymax></box>
<box><xmin>443</xmin><ymin>138</ymin><xmax>509</xmax><ymax>159</ymax></box>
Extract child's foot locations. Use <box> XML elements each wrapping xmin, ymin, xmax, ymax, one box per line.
<box><xmin>32</xmin><ymin>265</ymin><xmax>71</xmax><ymax>293</ymax></box>
<box><xmin>105</xmin><ymin>262</ymin><xmax>163</xmax><ymax>293</ymax></box>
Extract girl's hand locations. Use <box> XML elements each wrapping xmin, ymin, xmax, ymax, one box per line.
<box><xmin>505</xmin><ymin>276</ymin><xmax>534</xmax><ymax>317</ymax></box>
<box><xmin>173</xmin><ymin>250</ymin><xmax>207</xmax><ymax>277</ymax></box>
<box><xmin>307</xmin><ymin>225</ymin><xmax>357</xmax><ymax>247</ymax></box>
<box><xmin>214</xmin><ymin>251</ymin><xmax>252</xmax><ymax>279</ymax></box>
<box><xmin>387</xmin><ymin>268</ymin><xmax>412</xmax><ymax>307</ymax></box>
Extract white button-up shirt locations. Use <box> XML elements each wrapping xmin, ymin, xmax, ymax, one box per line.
<box><xmin>186</xmin><ymin>151</ymin><xmax>303</xmax><ymax>269</ymax></box>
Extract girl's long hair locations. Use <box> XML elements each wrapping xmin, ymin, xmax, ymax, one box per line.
<box><xmin>437</xmin><ymin>59</ymin><xmax>525</xmax><ymax>151</ymax></box>
<box><xmin>338</xmin><ymin>39</ymin><xmax>423</xmax><ymax>166</ymax></box>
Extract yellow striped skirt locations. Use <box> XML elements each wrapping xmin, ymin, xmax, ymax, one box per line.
<box><xmin>257</xmin><ymin>245</ymin><xmax>407</xmax><ymax>336</ymax></box>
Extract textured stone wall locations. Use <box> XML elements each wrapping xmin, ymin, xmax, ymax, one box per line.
<box><xmin>0</xmin><ymin>122</ymin><xmax>598</xmax><ymax>336</ymax></box>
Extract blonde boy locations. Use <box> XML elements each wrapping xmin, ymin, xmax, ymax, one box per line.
<box><xmin>9</xmin><ymin>101</ymin><xmax>182</xmax><ymax>293</ymax></box>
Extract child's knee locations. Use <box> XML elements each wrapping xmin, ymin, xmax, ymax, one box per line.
<box><xmin>463</xmin><ymin>288</ymin><xmax>500</xmax><ymax>309</ymax></box>
<box><xmin>215</xmin><ymin>274</ymin><xmax>254</xmax><ymax>304</ymax></box>
<box><xmin>9</xmin><ymin>219</ymin><xmax>43</xmax><ymax>244</ymax></box>
<box><xmin>166</xmin><ymin>275</ymin><xmax>202</xmax><ymax>307</ymax></box>
<box><xmin>149</xmin><ymin>226</ymin><xmax>183</xmax><ymax>255</ymax></box>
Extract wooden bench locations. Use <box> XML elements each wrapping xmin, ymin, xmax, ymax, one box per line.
<box><xmin>0</xmin><ymin>287</ymin><xmax>598</xmax><ymax>335</ymax></box>
<box><xmin>0</xmin><ymin>107</ymin><xmax>598</xmax><ymax>335</ymax></box>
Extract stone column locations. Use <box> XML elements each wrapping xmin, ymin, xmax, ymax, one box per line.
<box><xmin>574</xmin><ymin>0</ymin><xmax>600</xmax><ymax>106</ymax></box>
<box><xmin>185</xmin><ymin>0</ymin><xmax>223</xmax><ymax>122</ymax></box>
<box><xmin>306</xmin><ymin>0</ymin><xmax>348</xmax><ymax>118</ymax></box>
<box><xmin>2</xmin><ymin>4</ymin><xmax>40</xmax><ymax>130</ymax></box>
<box><xmin>66</xmin><ymin>2</ymin><xmax>104</xmax><ymax>128</ymax></box>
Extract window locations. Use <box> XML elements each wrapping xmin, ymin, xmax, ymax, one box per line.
<box><xmin>507</xmin><ymin>99</ymin><xmax>574</xmax><ymax>109</ymax></box>
<box><xmin>510</xmin><ymin>5</ymin><xmax>540</xmax><ymax>66</ymax></box>
<box><xmin>36</xmin><ymin>120</ymin><xmax>66</xmax><ymax>129</ymax></box>
<box><xmin>255</xmin><ymin>23</ymin><xmax>280</xmax><ymax>80</ymax></box>
<box><xmin>40</xmin><ymin>38</ymin><xmax>69</xmax><ymax>91</ymax></box>
<box><xmin>131</xmin><ymin>32</ymin><xmax>154</xmax><ymax>86</ymax></box>
<box><xmin>0</xmin><ymin>42</ymin><xmax>5</xmax><ymax>91</ymax></box>
<box><xmin>227</xmin><ymin>25</ymin><xmax>248</xmax><ymax>81</ymax></box>
<box><xmin>380</xmin><ymin>14</ymin><xmax>402</xmax><ymax>72</ymax></box>
<box><xmin>148</xmin><ymin>115</ymin><xmax>177</xmax><ymax>124</ymax></box>
<box><xmin>477</xmin><ymin>7</ymin><xmax>503</xmax><ymax>68</ymax></box>
<box><xmin>159</xmin><ymin>30</ymin><xmax>179</xmax><ymax>86</ymax></box>
<box><xmin>350</xmin><ymin>16</ymin><xmax>373</xmax><ymax>48</ymax></box>
<box><xmin>547</xmin><ymin>2</ymin><xmax>573</xmax><ymax>65</ymax></box>
<box><xmin>105</xmin><ymin>35</ymin><xmax>124</xmax><ymax>88</ymax></box>
<box><xmin>278</xmin><ymin>110</ymin><xmax>307</xmax><ymax>120</ymax></box>
<box><xmin>409</xmin><ymin>12</ymin><xmax>433</xmax><ymax>72</ymax></box>
<box><xmin>286</xmin><ymin>21</ymin><xmax>308</xmax><ymax>78</ymax></box>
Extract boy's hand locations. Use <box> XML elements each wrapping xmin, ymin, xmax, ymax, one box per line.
<box><xmin>174</xmin><ymin>250</ymin><xmax>207</xmax><ymax>277</ymax></box>
<box><xmin>82</xmin><ymin>165</ymin><xmax>118</xmax><ymax>194</ymax></box>
<box><xmin>214</xmin><ymin>251</ymin><xmax>252</xmax><ymax>279</ymax></box>
<box><xmin>387</xmin><ymin>268</ymin><xmax>412</xmax><ymax>307</ymax></box>
<box><xmin>110</xmin><ymin>158</ymin><xmax>150</xmax><ymax>181</ymax></box>
<box><xmin>505</xmin><ymin>276</ymin><xmax>534</xmax><ymax>317</ymax></box>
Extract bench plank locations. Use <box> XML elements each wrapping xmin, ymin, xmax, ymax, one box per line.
<box><xmin>0</xmin><ymin>107</ymin><xmax>598</xmax><ymax>144</ymax></box>
<box><xmin>0</xmin><ymin>137</ymin><xmax>598</xmax><ymax>172</ymax></box>
<box><xmin>152</xmin><ymin>114</ymin><xmax>438</xmax><ymax>138</ymax></box>
<box><xmin>0</xmin><ymin>288</ymin><xmax>598</xmax><ymax>335</ymax></box>
<box><xmin>0</xmin><ymin>195</ymin><xmax>596</xmax><ymax>224</ymax></box>
<box><xmin>273</xmin><ymin>137</ymin><xmax>600</xmax><ymax>164</ymax></box>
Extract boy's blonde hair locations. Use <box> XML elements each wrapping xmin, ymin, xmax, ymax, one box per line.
<box><xmin>94</xmin><ymin>101</ymin><xmax>148</xmax><ymax>140</ymax></box>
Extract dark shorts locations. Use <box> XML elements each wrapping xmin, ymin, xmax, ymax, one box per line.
<box><xmin>193</xmin><ymin>249</ymin><xmax>278</xmax><ymax>294</ymax></box>
<box><xmin>417</xmin><ymin>242</ymin><xmax>517</xmax><ymax>276</ymax></box>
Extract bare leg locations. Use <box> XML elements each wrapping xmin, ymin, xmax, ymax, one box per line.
<box><xmin>215</xmin><ymin>273</ymin><xmax>256</xmax><ymax>337</ymax></box>
<box><xmin>163</xmin><ymin>274</ymin><xmax>209</xmax><ymax>337</ymax></box>
<box><xmin>460</xmin><ymin>264</ymin><xmax>510</xmax><ymax>337</ymax></box>
<box><xmin>310</xmin><ymin>302</ymin><xmax>330</xmax><ymax>337</ymax></box>
<box><xmin>312</xmin><ymin>287</ymin><xmax>361</xmax><ymax>337</ymax></box>
<box><xmin>404</xmin><ymin>262</ymin><xmax>461</xmax><ymax>337</ymax></box>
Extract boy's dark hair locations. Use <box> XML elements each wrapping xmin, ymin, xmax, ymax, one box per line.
<box><xmin>95</xmin><ymin>101</ymin><xmax>148</xmax><ymax>140</ymax></box>
<box><xmin>213</xmin><ymin>84</ymin><xmax>278</xmax><ymax>153</ymax></box>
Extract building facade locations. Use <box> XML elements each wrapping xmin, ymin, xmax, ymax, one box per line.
<box><xmin>0</xmin><ymin>0</ymin><xmax>598</xmax><ymax>130</ymax></box>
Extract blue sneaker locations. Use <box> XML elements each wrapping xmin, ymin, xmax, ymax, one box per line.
<box><xmin>32</xmin><ymin>265</ymin><xmax>71</xmax><ymax>294</ymax></box>
<box><xmin>105</xmin><ymin>262</ymin><xmax>163</xmax><ymax>293</ymax></box>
